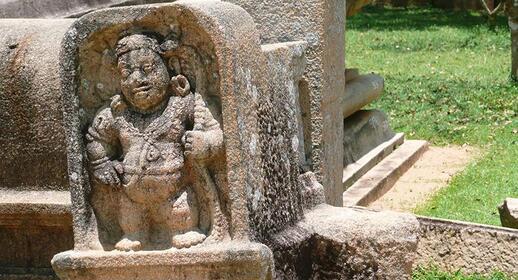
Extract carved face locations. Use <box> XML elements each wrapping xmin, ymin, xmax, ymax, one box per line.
<box><xmin>118</xmin><ymin>48</ymin><xmax>170</xmax><ymax>112</ymax></box>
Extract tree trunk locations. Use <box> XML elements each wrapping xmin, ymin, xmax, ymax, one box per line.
<box><xmin>488</xmin><ymin>0</ymin><xmax>495</xmax><ymax>10</ymax></box>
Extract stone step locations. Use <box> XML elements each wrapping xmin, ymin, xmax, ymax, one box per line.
<box><xmin>343</xmin><ymin>140</ymin><xmax>429</xmax><ymax>207</ymax></box>
<box><xmin>0</xmin><ymin>189</ymin><xmax>71</xmax><ymax>226</ymax></box>
<box><xmin>343</xmin><ymin>133</ymin><xmax>405</xmax><ymax>190</ymax></box>
<box><xmin>0</xmin><ymin>190</ymin><xmax>73</xmax><ymax>278</ymax></box>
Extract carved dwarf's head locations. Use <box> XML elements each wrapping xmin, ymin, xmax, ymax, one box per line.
<box><xmin>115</xmin><ymin>34</ymin><xmax>170</xmax><ymax>113</ymax></box>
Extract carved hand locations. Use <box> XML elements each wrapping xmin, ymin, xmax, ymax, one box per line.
<box><xmin>183</xmin><ymin>131</ymin><xmax>211</xmax><ymax>161</ymax></box>
<box><xmin>92</xmin><ymin>160</ymin><xmax>124</xmax><ymax>188</ymax></box>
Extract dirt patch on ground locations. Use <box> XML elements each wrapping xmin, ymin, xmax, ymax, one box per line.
<box><xmin>370</xmin><ymin>145</ymin><xmax>480</xmax><ymax>212</ymax></box>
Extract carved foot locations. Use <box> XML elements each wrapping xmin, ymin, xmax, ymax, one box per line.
<box><xmin>172</xmin><ymin>231</ymin><xmax>206</xmax><ymax>249</ymax></box>
<box><xmin>115</xmin><ymin>237</ymin><xmax>143</xmax><ymax>252</ymax></box>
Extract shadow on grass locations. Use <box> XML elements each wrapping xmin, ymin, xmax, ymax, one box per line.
<box><xmin>348</xmin><ymin>6</ymin><xmax>509</xmax><ymax>31</ymax></box>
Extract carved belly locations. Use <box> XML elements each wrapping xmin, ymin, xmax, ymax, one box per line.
<box><xmin>122</xmin><ymin>142</ymin><xmax>184</xmax><ymax>175</ymax></box>
<box><xmin>122</xmin><ymin>173</ymin><xmax>183</xmax><ymax>204</ymax></box>
<box><xmin>120</xmin><ymin>140</ymin><xmax>186</xmax><ymax>204</ymax></box>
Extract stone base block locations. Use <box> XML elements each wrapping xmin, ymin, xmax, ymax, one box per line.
<box><xmin>302</xmin><ymin>205</ymin><xmax>419</xmax><ymax>279</ymax></box>
<box><xmin>269</xmin><ymin>204</ymin><xmax>419</xmax><ymax>279</ymax></box>
<box><xmin>51</xmin><ymin>242</ymin><xmax>273</xmax><ymax>280</ymax></box>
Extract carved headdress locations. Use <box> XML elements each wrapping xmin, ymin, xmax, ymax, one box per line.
<box><xmin>115</xmin><ymin>34</ymin><xmax>161</xmax><ymax>58</ymax></box>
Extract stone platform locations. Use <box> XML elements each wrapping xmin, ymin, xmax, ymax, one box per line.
<box><xmin>52</xmin><ymin>242</ymin><xmax>273</xmax><ymax>280</ymax></box>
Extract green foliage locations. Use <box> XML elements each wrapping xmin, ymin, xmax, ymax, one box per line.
<box><xmin>346</xmin><ymin>7</ymin><xmax>516</xmax><ymax>146</ymax></box>
<box><xmin>413</xmin><ymin>265</ymin><xmax>516</xmax><ymax>280</ymax></box>
<box><xmin>346</xmin><ymin>6</ymin><xmax>518</xmax><ymax>226</ymax></box>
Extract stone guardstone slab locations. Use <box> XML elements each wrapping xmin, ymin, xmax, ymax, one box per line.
<box><xmin>51</xmin><ymin>0</ymin><xmax>312</xmax><ymax>278</ymax></box>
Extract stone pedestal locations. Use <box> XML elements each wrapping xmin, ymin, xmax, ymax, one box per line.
<box><xmin>52</xmin><ymin>242</ymin><xmax>273</xmax><ymax>280</ymax></box>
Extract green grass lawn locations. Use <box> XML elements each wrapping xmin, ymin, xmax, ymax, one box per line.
<box><xmin>346</xmin><ymin>6</ymin><xmax>517</xmax><ymax>226</ymax></box>
<box><xmin>413</xmin><ymin>265</ymin><xmax>516</xmax><ymax>280</ymax></box>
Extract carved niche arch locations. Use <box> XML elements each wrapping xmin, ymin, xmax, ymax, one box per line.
<box><xmin>61</xmin><ymin>1</ymin><xmax>263</xmax><ymax>250</ymax></box>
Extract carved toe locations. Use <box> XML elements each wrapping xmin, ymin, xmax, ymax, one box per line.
<box><xmin>115</xmin><ymin>238</ymin><xmax>142</xmax><ymax>252</ymax></box>
<box><xmin>172</xmin><ymin>231</ymin><xmax>206</xmax><ymax>249</ymax></box>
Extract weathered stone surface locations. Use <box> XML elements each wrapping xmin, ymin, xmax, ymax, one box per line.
<box><xmin>0</xmin><ymin>274</ymin><xmax>57</xmax><ymax>280</ymax></box>
<box><xmin>0</xmin><ymin>190</ymin><xmax>70</xmax><ymax>224</ymax></box>
<box><xmin>342</xmin><ymin>133</ymin><xmax>404</xmax><ymax>190</ymax></box>
<box><xmin>343</xmin><ymin>110</ymin><xmax>395</xmax><ymax>166</ymax></box>
<box><xmin>251</xmin><ymin>41</ymin><xmax>309</xmax><ymax>242</ymax></box>
<box><xmin>267</xmin><ymin>225</ymin><xmax>315</xmax><ymax>280</ymax></box>
<box><xmin>84</xmin><ymin>32</ymin><xmax>226</xmax><ymax>252</ymax></box>
<box><xmin>0</xmin><ymin>225</ymin><xmax>72</xmax><ymax>278</ymax></box>
<box><xmin>0</xmin><ymin>19</ymin><xmax>73</xmax><ymax>191</ymax></box>
<box><xmin>1</xmin><ymin>0</ymin><xmax>387</xmax><ymax>208</ymax></box>
<box><xmin>499</xmin><ymin>198</ymin><xmax>518</xmax><ymax>228</ymax></box>
<box><xmin>60</xmin><ymin>1</ymin><xmax>261</xmax><ymax>252</ymax></box>
<box><xmin>298</xmin><ymin>172</ymin><xmax>326</xmax><ymax>210</ymax></box>
<box><xmin>51</xmin><ymin>3</ymin><xmax>336</xmax><ymax>278</ymax></box>
<box><xmin>227</xmin><ymin>0</ymin><xmax>347</xmax><ymax>206</ymax></box>
<box><xmin>0</xmin><ymin>0</ymin><xmax>167</xmax><ymax>18</ymax></box>
<box><xmin>2</xmin><ymin>0</ymin><xmax>390</xmax><ymax>213</ymax></box>
<box><xmin>52</xmin><ymin>242</ymin><xmax>273</xmax><ymax>280</ymax></box>
<box><xmin>416</xmin><ymin>216</ymin><xmax>518</xmax><ymax>275</ymax></box>
<box><xmin>0</xmin><ymin>2</ymin><xmax>418</xmax><ymax>280</ymax></box>
<box><xmin>269</xmin><ymin>205</ymin><xmax>419</xmax><ymax>279</ymax></box>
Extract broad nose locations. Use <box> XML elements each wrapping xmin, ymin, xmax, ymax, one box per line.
<box><xmin>130</xmin><ymin>69</ymin><xmax>148</xmax><ymax>85</ymax></box>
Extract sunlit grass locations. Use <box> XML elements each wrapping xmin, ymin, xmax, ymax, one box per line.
<box><xmin>413</xmin><ymin>265</ymin><xmax>517</xmax><ymax>280</ymax></box>
<box><xmin>346</xmin><ymin>6</ymin><xmax>518</xmax><ymax>226</ymax></box>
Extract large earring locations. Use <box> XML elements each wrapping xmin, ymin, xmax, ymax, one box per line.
<box><xmin>171</xmin><ymin>75</ymin><xmax>191</xmax><ymax>97</ymax></box>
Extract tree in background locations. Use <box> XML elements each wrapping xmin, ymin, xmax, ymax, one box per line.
<box><xmin>346</xmin><ymin>0</ymin><xmax>517</xmax><ymax>81</ymax></box>
<box><xmin>479</xmin><ymin>0</ymin><xmax>505</xmax><ymax>26</ymax></box>
<box><xmin>347</xmin><ymin>0</ymin><xmax>373</xmax><ymax>16</ymax></box>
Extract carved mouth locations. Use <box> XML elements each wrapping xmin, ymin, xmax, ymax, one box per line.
<box><xmin>134</xmin><ymin>91</ymin><xmax>149</xmax><ymax>99</ymax></box>
<box><xmin>133</xmin><ymin>85</ymin><xmax>152</xmax><ymax>94</ymax></box>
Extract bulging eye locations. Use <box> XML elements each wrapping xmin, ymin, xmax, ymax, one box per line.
<box><xmin>120</xmin><ymin>69</ymin><xmax>131</xmax><ymax>78</ymax></box>
<box><xmin>143</xmin><ymin>64</ymin><xmax>153</xmax><ymax>74</ymax></box>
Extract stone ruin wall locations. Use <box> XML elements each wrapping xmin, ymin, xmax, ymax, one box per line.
<box><xmin>416</xmin><ymin>216</ymin><xmax>518</xmax><ymax>275</ymax></box>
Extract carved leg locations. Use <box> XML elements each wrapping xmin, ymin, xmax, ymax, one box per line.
<box><xmin>115</xmin><ymin>193</ymin><xmax>148</xmax><ymax>251</ymax></box>
<box><xmin>158</xmin><ymin>190</ymin><xmax>206</xmax><ymax>249</ymax></box>
<box><xmin>194</xmin><ymin>163</ymin><xmax>229</xmax><ymax>244</ymax></box>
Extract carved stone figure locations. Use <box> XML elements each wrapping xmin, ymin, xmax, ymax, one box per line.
<box><xmin>86</xmin><ymin>33</ymin><xmax>224</xmax><ymax>251</ymax></box>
